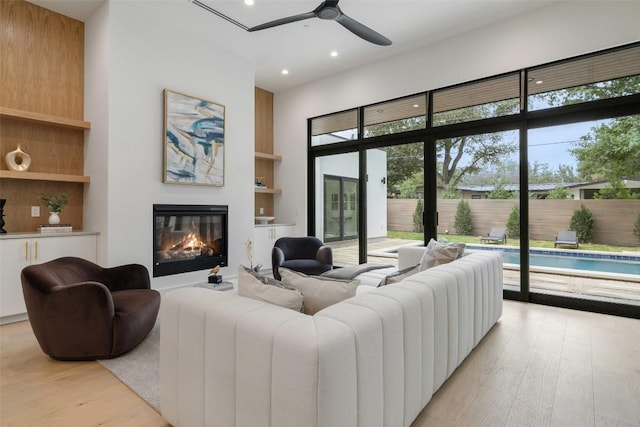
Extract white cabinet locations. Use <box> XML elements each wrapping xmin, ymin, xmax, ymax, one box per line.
<box><xmin>0</xmin><ymin>233</ymin><xmax>98</xmax><ymax>320</ymax></box>
<box><xmin>252</xmin><ymin>225</ymin><xmax>295</xmax><ymax>273</ymax></box>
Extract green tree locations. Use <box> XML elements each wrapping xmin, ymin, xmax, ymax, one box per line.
<box><xmin>571</xmin><ymin>116</ymin><xmax>640</xmax><ymax>182</ymax></box>
<box><xmin>634</xmin><ymin>213</ymin><xmax>640</xmax><ymax>241</ymax></box>
<box><xmin>412</xmin><ymin>198</ymin><xmax>424</xmax><ymax>233</ymax></box>
<box><xmin>487</xmin><ymin>181</ymin><xmax>514</xmax><ymax>199</ymax></box>
<box><xmin>546</xmin><ymin>184</ymin><xmax>570</xmax><ymax>200</ymax></box>
<box><xmin>442</xmin><ymin>183</ymin><xmax>461</xmax><ymax>199</ymax></box>
<box><xmin>367</xmin><ymin>105</ymin><xmax>518</xmax><ymax>192</ymax></box>
<box><xmin>570</xmin><ymin>204</ymin><xmax>595</xmax><ymax>243</ymax></box>
<box><xmin>454</xmin><ymin>200</ymin><xmax>473</xmax><ymax>235</ymax></box>
<box><xmin>384</xmin><ymin>141</ymin><xmax>424</xmax><ymax>193</ymax></box>
<box><xmin>506</xmin><ymin>205</ymin><xmax>520</xmax><ymax>239</ymax></box>
<box><xmin>593</xmin><ymin>178</ymin><xmax>639</xmax><ymax>199</ymax></box>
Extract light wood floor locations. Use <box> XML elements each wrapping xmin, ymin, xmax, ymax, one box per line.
<box><xmin>1</xmin><ymin>301</ymin><xmax>639</xmax><ymax>427</ymax></box>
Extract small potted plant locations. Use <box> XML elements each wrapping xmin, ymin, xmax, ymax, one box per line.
<box><xmin>37</xmin><ymin>192</ymin><xmax>69</xmax><ymax>225</ymax></box>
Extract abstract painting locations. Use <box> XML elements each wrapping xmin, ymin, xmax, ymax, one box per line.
<box><xmin>163</xmin><ymin>89</ymin><xmax>225</xmax><ymax>186</ymax></box>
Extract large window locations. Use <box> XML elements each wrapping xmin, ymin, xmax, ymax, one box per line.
<box><xmin>308</xmin><ymin>42</ymin><xmax>640</xmax><ymax>316</ymax></box>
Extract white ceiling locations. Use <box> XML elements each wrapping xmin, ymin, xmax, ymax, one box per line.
<box><xmin>29</xmin><ymin>0</ymin><xmax>556</xmax><ymax>93</ymax></box>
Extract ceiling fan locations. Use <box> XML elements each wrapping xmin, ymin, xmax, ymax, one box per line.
<box><xmin>247</xmin><ymin>0</ymin><xmax>392</xmax><ymax>46</ymax></box>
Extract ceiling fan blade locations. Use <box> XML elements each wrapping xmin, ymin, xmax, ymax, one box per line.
<box><xmin>248</xmin><ymin>11</ymin><xmax>316</xmax><ymax>32</ymax></box>
<box><xmin>335</xmin><ymin>13</ymin><xmax>391</xmax><ymax>46</ymax></box>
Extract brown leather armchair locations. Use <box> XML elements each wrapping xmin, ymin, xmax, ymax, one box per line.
<box><xmin>272</xmin><ymin>236</ymin><xmax>333</xmax><ymax>280</ymax></box>
<box><xmin>21</xmin><ymin>257</ymin><xmax>160</xmax><ymax>361</ymax></box>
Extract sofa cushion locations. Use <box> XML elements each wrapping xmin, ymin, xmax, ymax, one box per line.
<box><xmin>419</xmin><ymin>239</ymin><xmax>459</xmax><ymax>271</ymax></box>
<box><xmin>237</xmin><ymin>266</ymin><xmax>304</xmax><ymax>312</ymax></box>
<box><xmin>279</xmin><ymin>268</ymin><xmax>359</xmax><ymax>315</ymax></box>
<box><xmin>378</xmin><ymin>264</ymin><xmax>420</xmax><ymax>286</ymax></box>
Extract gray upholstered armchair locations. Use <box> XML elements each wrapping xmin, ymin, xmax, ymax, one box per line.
<box><xmin>272</xmin><ymin>236</ymin><xmax>333</xmax><ymax>280</ymax></box>
<box><xmin>21</xmin><ymin>257</ymin><xmax>160</xmax><ymax>360</ymax></box>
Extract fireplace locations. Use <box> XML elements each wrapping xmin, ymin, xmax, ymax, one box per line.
<box><xmin>153</xmin><ymin>204</ymin><xmax>228</xmax><ymax>277</ymax></box>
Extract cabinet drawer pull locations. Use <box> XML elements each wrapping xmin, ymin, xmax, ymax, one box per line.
<box><xmin>34</xmin><ymin>241</ymin><xmax>38</xmax><ymax>260</ymax></box>
<box><xmin>25</xmin><ymin>242</ymin><xmax>29</xmax><ymax>260</ymax></box>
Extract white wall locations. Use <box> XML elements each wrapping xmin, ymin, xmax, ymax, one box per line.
<box><xmin>274</xmin><ymin>1</ymin><xmax>640</xmax><ymax>234</ymax></box>
<box><xmin>85</xmin><ymin>1</ymin><xmax>255</xmax><ymax>290</ymax></box>
<box><xmin>313</xmin><ymin>149</ymin><xmax>387</xmax><ymax>241</ymax></box>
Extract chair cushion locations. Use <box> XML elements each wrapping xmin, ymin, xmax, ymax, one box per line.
<box><xmin>111</xmin><ymin>289</ymin><xmax>161</xmax><ymax>357</ymax></box>
<box><xmin>280</xmin><ymin>259</ymin><xmax>332</xmax><ymax>276</ymax></box>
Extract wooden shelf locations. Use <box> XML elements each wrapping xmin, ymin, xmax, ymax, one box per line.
<box><xmin>255</xmin><ymin>187</ymin><xmax>282</xmax><ymax>194</ymax></box>
<box><xmin>255</xmin><ymin>152</ymin><xmax>282</xmax><ymax>161</ymax></box>
<box><xmin>0</xmin><ymin>170</ymin><xmax>90</xmax><ymax>183</ymax></box>
<box><xmin>0</xmin><ymin>106</ymin><xmax>91</xmax><ymax>130</ymax></box>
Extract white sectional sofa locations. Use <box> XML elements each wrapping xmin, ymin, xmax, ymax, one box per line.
<box><xmin>160</xmin><ymin>249</ymin><xmax>503</xmax><ymax>427</ymax></box>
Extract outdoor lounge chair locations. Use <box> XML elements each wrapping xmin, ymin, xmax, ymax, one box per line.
<box><xmin>480</xmin><ymin>227</ymin><xmax>507</xmax><ymax>244</ymax></box>
<box><xmin>554</xmin><ymin>230</ymin><xmax>579</xmax><ymax>248</ymax></box>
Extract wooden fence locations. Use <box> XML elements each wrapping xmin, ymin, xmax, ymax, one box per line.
<box><xmin>387</xmin><ymin>199</ymin><xmax>640</xmax><ymax>247</ymax></box>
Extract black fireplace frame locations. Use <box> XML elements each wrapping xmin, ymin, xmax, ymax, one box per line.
<box><xmin>153</xmin><ymin>204</ymin><xmax>228</xmax><ymax>277</ymax></box>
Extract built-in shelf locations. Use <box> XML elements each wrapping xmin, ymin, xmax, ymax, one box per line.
<box><xmin>255</xmin><ymin>187</ymin><xmax>282</xmax><ymax>194</ymax></box>
<box><xmin>0</xmin><ymin>170</ymin><xmax>90</xmax><ymax>183</ymax></box>
<box><xmin>0</xmin><ymin>106</ymin><xmax>91</xmax><ymax>130</ymax></box>
<box><xmin>255</xmin><ymin>152</ymin><xmax>282</xmax><ymax>161</ymax></box>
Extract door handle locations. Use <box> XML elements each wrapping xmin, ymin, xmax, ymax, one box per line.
<box><xmin>25</xmin><ymin>241</ymin><xmax>29</xmax><ymax>260</ymax></box>
<box><xmin>34</xmin><ymin>241</ymin><xmax>38</xmax><ymax>260</ymax></box>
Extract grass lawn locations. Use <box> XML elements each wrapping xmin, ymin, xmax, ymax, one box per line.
<box><xmin>387</xmin><ymin>231</ymin><xmax>639</xmax><ymax>253</ymax></box>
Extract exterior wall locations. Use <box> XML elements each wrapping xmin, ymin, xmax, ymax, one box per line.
<box><xmin>388</xmin><ymin>199</ymin><xmax>640</xmax><ymax>247</ymax></box>
<box><xmin>314</xmin><ymin>150</ymin><xmax>387</xmax><ymax>240</ymax></box>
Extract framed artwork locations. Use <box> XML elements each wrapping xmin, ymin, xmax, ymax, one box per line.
<box><xmin>163</xmin><ymin>89</ymin><xmax>225</xmax><ymax>186</ymax></box>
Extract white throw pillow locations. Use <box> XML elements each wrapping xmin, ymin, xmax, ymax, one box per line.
<box><xmin>437</xmin><ymin>237</ymin><xmax>466</xmax><ymax>258</ymax></box>
<box><xmin>237</xmin><ymin>266</ymin><xmax>304</xmax><ymax>312</ymax></box>
<box><xmin>419</xmin><ymin>239</ymin><xmax>460</xmax><ymax>271</ymax></box>
<box><xmin>278</xmin><ymin>268</ymin><xmax>359</xmax><ymax>315</ymax></box>
<box><xmin>378</xmin><ymin>264</ymin><xmax>420</xmax><ymax>286</ymax></box>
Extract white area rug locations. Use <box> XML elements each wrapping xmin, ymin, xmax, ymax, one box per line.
<box><xmin>98</xmin><ymin>323</ymin><xmax>160</xmax><ymax>411</ymax></box>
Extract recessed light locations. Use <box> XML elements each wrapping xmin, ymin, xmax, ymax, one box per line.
<box><xmin>413</xmin><ymin>104</ymin><xmax>419</xmax><ymax>108</ymax></box>
<box><xmin>536</xmin><ymin>80</ymin><xmax>543</xmax><ymax>85</ymax></box>
<box><xmin>244</xmin><ymin>0</ymin><xmax>254</xmax><ymax>5</ymax></box>
<box><xmin>330</xmin><ymin>50</ymin><xmax>338</xmax><ymax>57</ymax></box>
<box><xmin>281</xmin><ymin>69</ymin><xmax>289</xmax><ymax>75</ymax></box>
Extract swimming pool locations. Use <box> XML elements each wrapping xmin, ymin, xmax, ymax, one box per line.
<box><xmin>479</xmin><ymin>247</ymin><xmax>640</xmax><ymax>276</ymax></box>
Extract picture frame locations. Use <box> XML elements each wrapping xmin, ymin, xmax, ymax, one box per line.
<box><xmin>163</xmin><ymin>89</ymin><xmax>225</xmax><ymax>186</ymax></box>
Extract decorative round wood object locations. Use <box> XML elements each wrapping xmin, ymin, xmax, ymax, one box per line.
<box><xmin>5</xmin><ymin>145</ymin><xmax>32</xmax><ymax>172</ymax></box>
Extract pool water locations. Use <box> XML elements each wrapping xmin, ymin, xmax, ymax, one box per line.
<box><xmin>500</xmin><ymin>252</ymin><xmax>640</xmax><ymax>276</ymax></box>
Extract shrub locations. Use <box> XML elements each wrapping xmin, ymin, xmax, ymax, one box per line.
<box><xmin>454</xmin><ymin>199</ymin><xmax>473</xmax><ymax>235</ymax></box>
<box><xmin>412</xmin><ymin>198</ymin><xmax>424</xmax><ymax>233</ymax></box>
<box><xmin>634</xmin><ymin>213</ymin><xmax>640</xmax><ymax>240</ymax></box>
<box><xmin>546</xmin><ymin>184</ymin><xmax>570</xmax><ymax>200</ymax></box>
<box><xmin>488</xmin><ymin>182</ymin><xmax>513</xmax><ymax>199</ymax></box>
<box><xmin>506</xmin><ymin>205</ymin><xmax>520</xmax><ymax>239</ymax></box>
<box><xmin>570</xmin><ymin>204</ymin><xmax>595</xmax><ymax>243</ymax></box>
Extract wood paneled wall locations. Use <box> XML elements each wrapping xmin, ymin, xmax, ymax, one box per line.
<box><xmin>0</xmin><ymin>0</ymin><xmax>85</xmax><ymax>232</ymax></box>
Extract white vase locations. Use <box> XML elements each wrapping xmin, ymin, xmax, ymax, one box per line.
<box><xmin>48</xmin><ymin>212</ymin><xmax>61</xmax><ymax>225</ymax></box>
